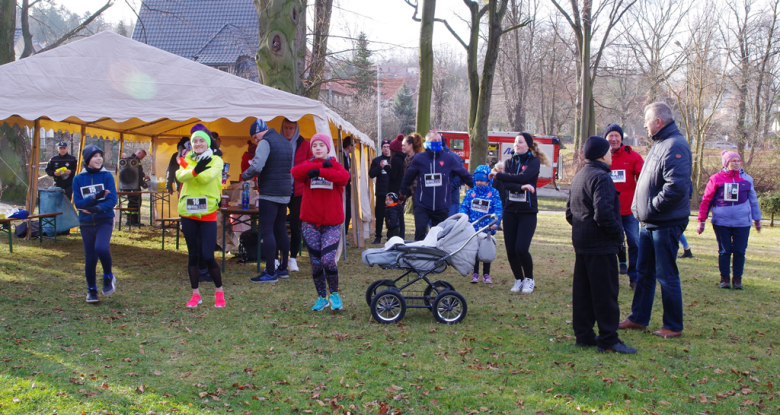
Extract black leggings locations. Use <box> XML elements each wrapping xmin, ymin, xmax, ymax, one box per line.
<box><xmin>503</xmin><ymin>212</ymin><xmax>537</xmax><ymax>281</ymax></box>
<box><xmin>258</xmin><ymin>199</ymin><xmax>289</xmax><ymax>274</ymax></box>
<box><xmin>181</xmin><ymin>217</ymin><xmax>222</xmax><ymax>289</ymax></box>
<box><xmin>288</xmin><ymin>196</ymin><xmax>303</xmax><ymax>258</ymax></box>
<box><xmin>474</xmin><ymin>261</ymin><xmax>491</xmax><ymax>275</ymax></box>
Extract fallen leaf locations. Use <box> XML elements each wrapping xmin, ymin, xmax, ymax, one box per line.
<box><xmin>135</xmin><ymin>384</ymin><xmax>145</xmax><ymax>394</ymax></box>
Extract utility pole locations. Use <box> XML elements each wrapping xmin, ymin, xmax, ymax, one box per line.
<box><xmin>376</xmin><ymin>65</ymin><xmax>382</xmax><ymax>146</ymax></box>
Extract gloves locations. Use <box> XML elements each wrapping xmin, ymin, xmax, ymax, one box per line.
<box><xmin>193</xmin><ymin>157</ymin><xmax>212</xmax><ymax>174</ymax></box>
<box><xmin>322</xmin><ymin>159</ymin><xmax>333</xmax><ymax>168</ymax></box>
<box><xmin>696</xmin><ymin>221</ymin><xmax>705</xmax><ymax>235</ymax></box>
<box><xmin>307</xmin><ymin>169</ymin><xmax>320</xmax><ymax>179</ymax></box>
<box><xmin>755</xmin><ymin>220</ymin><xmax>762</xmax><ymax>232</ymax></box>
<box><xmin>94</xmin><ymin>189</ymin><xmax>108</xmax><ymax>200</ymax></box>
<box><xmin>398</xmin><ymin>193</ymin><xmax>408</xmax><ymax>203</ymax></box>
<box><xmin>84</xmin><ymin>206</ymin><xmax>99</xmax><ymax>214</ymax></box>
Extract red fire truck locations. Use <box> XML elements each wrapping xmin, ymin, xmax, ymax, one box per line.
<box><xmin>435</xmin><ymin>131</ymin><xmax>561</xmax><ymax>189</ymax></box>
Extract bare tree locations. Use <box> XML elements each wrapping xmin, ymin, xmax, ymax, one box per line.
<box><xmin>0</xmin><ymin>0</ymin><xmax>14</xmax><ymax>65</ymax></box>
<box><xmin>20</xmin><ymin>0</ymin><xmax>113</xmax><ymax>58</ymax></box>
<box><xmin>304</xmin><ymin>0</ymin><xmax>333</xmax><ymax>99</ymax></box>
<box><xmin>498</xmin><ymin>0</ymin><xmax>539</xmax><ymax>132</ymax></box>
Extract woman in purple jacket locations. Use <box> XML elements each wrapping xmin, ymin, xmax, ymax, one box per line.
<box><xmin>696</xmin><ymin>151</ymin><xmax>762</xmax><ymax>290</ymax></box>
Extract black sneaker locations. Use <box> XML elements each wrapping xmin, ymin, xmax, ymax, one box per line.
<box><xmin>86</xmin><ymin>289</ymin><xmax>99</xmax><ymax>303</ymax></box>
<box><xmin>372</xmin><ymin>237</ymin><xmax>382</xmax><ymax>244</ymax></box>
<box><xmin>250</xmin><ymin>269</ymin><xmax>278</xmax><ymax>283</ymax></box>
<box><xmin>619</xmin><ymin>263</ymin><xmax>628</xmax><ymax>275</ymax></box>
<box><xmin>597</xmin><ymin>341</ymin><xmax>637</xmax><ymax>354</ymax></box>
<box><xmin>733</xmin><ymin>278</ymin><xmax>743</xmax><ymax>290</ymax></box>
<box><xmin>630</xmin><ymin>282</ymin><xmax>637</xmax><ymax>291</ymax></box>
<box><xmin>275</xmin><ymin>269</ymin><xmax>290</xmax><ymax>279</ymax></box>
<box><xmin>575</xmin><ymin>336</ymin><xmax>598</xmax><ymax>347</ymax></box>
<box><xmin>199</xmin><ymin>268</ymin><xmax>213</xmax><ymax>283</ymax></box>
<box><xmin>678</xmin><ymin>248</ymin><xmax>693</xmax><ymax>258</ymax></box>
<box><xmin>102</xmin><ymin>275</ymin><xmax>116</xmax><ymax>296</ymax></box>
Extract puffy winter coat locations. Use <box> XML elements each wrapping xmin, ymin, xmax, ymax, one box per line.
<box><xmin>291</xmin><ymin>157</ymin><xmax>351</xmax><ymax>226</ymax></box>
<box><xmin>399</xmin><ymin>149</ymin><xmax>473</xmax><ymax>211</ymax></box>
<box><xmin>73</xmin><ymin>168</ymin><xmax>118</xmax><ymax>226</ymax></box>
<box><xmin>566</xmin><ymin>160</ymin><xmax>623</xmax><ymax>255</ymax></box>
<box><xmin>175</xmin><ymin>150</ymin><xmax>224</xmax><ymax>219</ymax></box>
<box><xmin>698</xmin><ymin>168</ymin><xmax>761</xmax><ymax>228</ymax></box>
<box><xmin>631</xmin><ymin>121</ymin><xmax>692</xmax><ymax>228</ymax></box>
<box><xmin>387</xmin><ymin>152</ymin><xmax>407</xmax><ymax>195</ymax></box>
<box><xmin>609</xmin><ymin>145</ymin><xmax>644</xmax><ymax>216</ymax></box>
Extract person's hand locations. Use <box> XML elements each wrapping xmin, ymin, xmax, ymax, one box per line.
<box><xmin>193</xmin><ymin>157</ymin><xmax>212</xmax><ymax>174</ymax></box>
<box><xmin>322</xmin><ymin>159</ymin><xmax>333</xmax><ymax>168</ymax></box>
<box><xmin>696</xmin><ymin>221</ymin><xmax>706</xmax><ymax>235</ymax></box>
<box><xmin>755</xmin><ymin>220</ymin><xmax>762</xmax><ymax>233</ymax></box>
<box><xmin>490</xmin><ymin>225</ymin><xmax>498</xmax><ymax>230</ymax></box>
<box><xmin>81</xmin><ymin>206</ymin><xmax>99</xmax><ymax>214</ymax></box>
<box><xmin>307</xmin><ymin>169</ymin><xmax>320</xmax><ymax>178</ymax></box>
<box><xmin>94</xmin><ymin>189</ymin><xmax>108</xmax><ymax>200</ymax></box>
<box><xmin>168</xmin><ymin>187</ymin><xmax>174</xmax><ymax>195</ymax></box>
<box><xmin>54</xmin><ymin>170</ymin><xmax>61</xmax><ymax>176</ymax></box>
<box><xmin>521</xmin><ymin>184</ymin><xmax>536</xmax><ymax>193</ymax></box>
<box><xmin>488</xmin><ymin>172</ymin><xmax>495</xmax><ymax>180</ymax></box>
<box><xmin>64</xmin><ymin>169</ymin><xmax>71</xmax><ymax>175</ymax></box>
<box><xmin>398</xmin><ymin>193</ymin><xmax>408</xmax><ymax>203</ymax></box>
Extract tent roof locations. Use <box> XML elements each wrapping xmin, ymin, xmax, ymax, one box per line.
<box><xmin>0</xmin><ymin>31</ymin><xmax>372</xmax><ymax>147</ymax></box>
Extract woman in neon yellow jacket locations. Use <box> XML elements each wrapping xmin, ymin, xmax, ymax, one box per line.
<box><xmin>176</xmin><ymin>127</ymin><xmax>226</xmax><ymax>308</ymax></box>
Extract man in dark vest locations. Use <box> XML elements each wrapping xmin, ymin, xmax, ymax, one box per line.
<box><xmin>45</xmin><ymin>141</ymin><xmax>78</xmax><ymax>200</ymax></box>
<box><xmin>241</xmin><ymin>119</ymin><xmax>293</xmax><ymax>283</ymax></box>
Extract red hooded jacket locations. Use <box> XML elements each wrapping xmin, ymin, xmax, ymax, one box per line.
<box><xmin>291</xmin><ymin>157</ymin><xmax>350</xmax><ymax>226</ymax></box>
<box><xmin>609</xmin><ymin>145</ymin><xmax>644</xmax><ymax>216</ymax></box>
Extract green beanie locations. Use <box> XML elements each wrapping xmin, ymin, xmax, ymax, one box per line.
<box><xmin>191</xmin><ymin>130</ymin><xmax>211</xmax><ymax>147</ymax></box>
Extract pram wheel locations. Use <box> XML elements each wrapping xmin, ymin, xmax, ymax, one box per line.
<box><xmin>370</xmin><ymin>289</ymin><xmax>407</xmax><ymax>324</ymax></box>
<box><xmin>423</xmin><ymin>280</ymin><xmax>455</xmax><ymax>306</ymax></box>
<box><xmin>432</xmin><ymin>291</ymin><xmax>467</xmax><ymax>324</ymax></box>
<box><xmin>365</xmin><ymin>279</ymin><xmax>398</xmax><ymax>306</ymax></box>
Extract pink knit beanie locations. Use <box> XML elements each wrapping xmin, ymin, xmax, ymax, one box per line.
<box><xmin>721</xmin><ymin>150</ymin><xmax>740</xmax><ymax>168</ymax></box>
<box><xmin>310</xmin><ymin>133</ymin><xmax>333</xmax><ymax>153</ymax></box>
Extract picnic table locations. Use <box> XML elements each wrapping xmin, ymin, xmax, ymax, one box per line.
<box><xmin>0</xmin><ymin>212</ymin><xmax>63</xmax><ymax>253</ymax></box>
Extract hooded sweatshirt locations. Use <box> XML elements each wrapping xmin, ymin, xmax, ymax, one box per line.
<box><xmin>399</xmin><ymin>148</ymin><xmax>473</xmax><ymax>211</ymax></box>
<box><xmin>73</xmin><ymin>167</ymin><xmax>118</xmax><ymax>226</ymax></box>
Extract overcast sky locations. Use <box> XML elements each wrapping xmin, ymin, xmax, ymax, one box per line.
<box><xmin>57</xmin><ymin>0</ymin><xmax>471</xmax><ymax>59</ymax></box>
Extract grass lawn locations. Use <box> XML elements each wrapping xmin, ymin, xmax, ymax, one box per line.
<box><xmin>1</xmin><ymin>209</ymin><xmax>779</xmax><ymax>414</ymax></box>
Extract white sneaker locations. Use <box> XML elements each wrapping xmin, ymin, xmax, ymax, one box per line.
<box><xmin>522</xmin><ymin>278</ymin><xmax>535</xmax><ymax>294</ymax></box>
<box><xmin>289</xmin><ymin>258</ymin><xmax>299</xmax><ymax>272</ymax></box>
<box><xmin>275</xmin><ymin>259</ymin><xmax>280</xmax><ymax>269</ymax></box>
<box><xmin>510</xmin><ymin>279</ymin><xmax>523</xmax><ymax>293</ymax></box>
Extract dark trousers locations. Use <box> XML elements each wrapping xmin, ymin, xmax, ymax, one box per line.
<box><xmin>80</xmin><ymin>220</ymin><xmax>113</xmax><ymax>289</ymax></box>
<box><xmin>288</xmin><ymin>196</ymin><xmax>303</xmax><ymax>258</ymax></box>
<box><xmin>503</xmin><ymin>213</ymin><xmax>537</xmax><ymax>280</ymax></box>
<box><xmin>474</xmin><ymin>261</ymin><xmax>491</xmax><ymax>275</ymax></box>
<box><xmin>344</xmin><ymin>191</ymin><xmax>352</xmax><ymax>233</ymax></box>
<box><xmin>572</xmin><ymin>253</ymin><xmax>620</xmax><ymax>348</ymax></box>
<box><xmin>258</xmin><ymin>199</ymin><xmax>290</xmax><ymax>274</ymax></box>
<box><xmin>413</xmin><ymin>205</ymin><xmax>449</xmax><ymax>241</ymax></box>
<box><xmin>713</xmin><ymin>225</ymin><xmax>751</xmax><ymax>278</ymax></box>
<box><xmin>374</xmin><ymin>198</ymin><xmax>387</xmax><ymax>238</ymax></box>
<box><xmin>181</xmin><ymin>217</ymin><xmax>222</xmax><ymax>289</ymax></box>
<box><xmin>63</xmin><ymin>186</ymin><xmax>73</xmax><ymax>201</ymax></box>
<box><xmin>127</xmin><ymin>195</ymin><xmax>141</xmax><ymax>224</ymax></box>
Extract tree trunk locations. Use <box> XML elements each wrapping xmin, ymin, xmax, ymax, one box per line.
<box><xmin>415</xmin><ymin>0</ymin><xmax>436</xmax><ymax>135</ymax></box>
<box><xmin>578</xmin><ymin>2</ymin><xmax>593</xmax><ymax>148</ymax></box>
<box><xmin>305</xmin><ymin>0</ymin><xmax>333</xmax><ymax>99</ymax></box>
<box><xmin>465</xmin><ymin>1</ymin><xmax>481</xmax><ymax>133</ymax></box>
<box><xmin>255</xmin><ymin>0</ymin><xmax>305</xmax><ymax>94</ymax></box>
<box><xmin>20</xmin><ymin>0</ymin><xmax>35</xmax><ymax>59</ymax></box>
<box><xmin>0</xmin><ymin>0</ymin><xmax>14</xmax><ymax>65</ymax></box>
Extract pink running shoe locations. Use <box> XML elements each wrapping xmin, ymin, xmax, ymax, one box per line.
<box><xmin>483</xmin><ymin>274</ymin><xmax>493</xmax><ymax>284</ymax></box>
<box><xmin>471</xmin><ymin>273</ymin><xmax>480</xmax><ymax>283</ymax></box>
<box><xmin>186</xmin><ymin>294</ymin><xmax>202</xmax><ymax>308</ymax></box>
<box><xmin>214</xmin><ymin>292</ymin><xmax>225</xmax><ymax>308</ymax></box>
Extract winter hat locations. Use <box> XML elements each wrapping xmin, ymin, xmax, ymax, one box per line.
<box><xmin>191</xmin><ymin>123</ymin><xmax>212</xmax><ymax>136</ymax></box>
<box><xmin>57</xmin><ymin>141</ymin><xmax>68</xmax><ymax>148</ymax></box>
<box><xmin>176</xmin><ymin>136</ymin><xmax>190</xmax><ymax>151</ymax></box>
<box><xmin>603</xmin><ymin>124</ymin><xmax>624</xmax><ymax>141</ymax></box>
<box><xmin>381</xmin><ymin>139</ymin><xmax>392</xmax><ymax>148</ymax></box>
<box><xmin>473</xmin><ymin>164</ymin><xmax>491</xmax><ymax>182</ymax></box>
<box><xmin>191</xmin><ymin>130</ymin><xmax>211</xmax><ymax>147</ymax></box>
<box><xmin>721</xmin><ymin>150</ymin><xmax>740</xmax><ymax>168</ymax></box>
<box><xmin>249</xmin><ymin>119</ymin><xmax>268</xmax><ymax>136</ymax></box>
<box><xmin>519</xmin><ymin>132</ymin><xmax>534</xmax><ymax>149</ymax></box>
<box><xmin>583</xmin><ymin>136</ymin><xmax>610</xmax><ymax>160</ymax></box>
<box><xmin>82</xmin><ymin>144</ymin><xmax>104</xmax><ymax>166</ymax></box>
<box><xmin>389</xmin><ymin>135</ymin><xmax>404</xmax><ymax>153</ymax></box>
<box><xmin>310</xmin><ymin>133</ymin><xmax>333</xmax><ymax>153</ymax></box>
<box><xmin>386</xmin><ymin>192</ymin><xmax>399</xmax><ymax>203</ymax></box>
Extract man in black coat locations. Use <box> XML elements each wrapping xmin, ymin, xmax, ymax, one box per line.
<box><xmin>566</xmin><ymin>136</ymin><xmax>636</xmax><ymax>354</ymax></box>
<box><xmin>368</xmin><ymin>139</ymin><xmax>393</xmax><ymax>244</ymax></box>
<box><xmin>45</xmin><ymin>141</ymin><xmax>78</xmax><ymax>200</ymax></box>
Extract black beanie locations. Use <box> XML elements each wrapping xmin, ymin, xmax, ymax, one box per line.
<box><xmin>381</xmin><ymin>139</ymin><xmax>391</xmax><ymax>147</ymax></box>
<box><xmin>519</xmin><ymin>132</ymin><xmax>533</xmax><ymax>148</ymax></box>
<box><xmin>603</xmin><ymin>124</ymin><xmax>624</xmax><ymax>141</ymax></box>
<box><xmin>81</xmin><ymin>144</ymin><xmax>104</xmax><ymax>166</ymax></box>
<box><xmin>583</xmin><ymin>136</ymin><xmax>610</xmax><ymax>160</ymax></box>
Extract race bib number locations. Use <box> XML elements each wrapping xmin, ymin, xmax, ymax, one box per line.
<box><xmin>508</xmin><ymin>191</ymin><xmax>527</xmax><ymax>203</ymax></box>
<box><xmin>185</xmin><ymin>197</ymin><xmax>209</xmax><ymax>214</ymax></box>
<box><xmin>471</xmin><ymin>198</ymin><xmax>491</xmax><ymax>214</ymax></box>
<box><xmin>611</xmin><ymin>169</ymin><xmax>626</xmax><ymax>183</ymax></box>
<box><xmin>724</xmin><ymin>182</ymin><xmax>739</xmax><ymax>202</ymax></box>
<box><xmin>79</xmin><ymin>183</ymin><xmax>105</xmax><ymax>198</ymax></box>
<box><xmin>424</xmin><ymin>173</ymin><xmax>442</xmax><ymax>187</ymax></box>
<box><xmin>310</xmin><ymin>177</ymin><xmax>333</xmax><ymax>190</ymax></box>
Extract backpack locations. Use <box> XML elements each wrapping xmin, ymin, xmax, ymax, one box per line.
<box><xmin>238</xmin><ymin>230</ymin><xmax>264</xmax><ymax>263</ymax></box>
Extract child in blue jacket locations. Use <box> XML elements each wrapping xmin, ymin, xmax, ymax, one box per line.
<box><xmin>72</xmin><ymin>145</ymin><xmax>118</xmax><ymax>303</ymax></box>
<box><xmin>459</xmin><ymin>164</ymin><xmax>503</xmax><ymax>284</ymax></box>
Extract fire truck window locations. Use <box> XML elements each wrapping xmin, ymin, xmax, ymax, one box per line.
<box><xmin>449</xmin><ymin>139</ymin><xmax>464</xmax><ymax>151</ymax></box>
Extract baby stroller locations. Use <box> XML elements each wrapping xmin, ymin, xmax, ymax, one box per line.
<box><xmin>361</xmin><ymin>213</ymin><xmax>498</xmax><ymax>324</ymax></box>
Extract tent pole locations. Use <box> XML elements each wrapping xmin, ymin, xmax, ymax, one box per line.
<box><xmin>337</xmin><ymin>129</ymin><xmax>347</xmax><ymax>261</ymax></box>
<box><xmin>350</xmin><ymin>140</ymin><xmax>361</xmax><ymax>249</ymax></box>
<box><xmin>75</xmin><ymin>125</ymin><xmax>86</xmax><ymax>173</ymax></box>
<box><xmin>117</xmin><ymin>133</ymin><xmax>125</xmax><ymax>189</ymax></box>
<box><xmin>24</xmin><ymin>118</ymin><xmax>42</xmax><ymax>240</ymax></box>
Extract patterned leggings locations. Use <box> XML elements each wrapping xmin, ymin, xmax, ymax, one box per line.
<box><xmin>302</xmin><ymin>221</ymin><xmax>341</xmax><ymax>298</ymax></box>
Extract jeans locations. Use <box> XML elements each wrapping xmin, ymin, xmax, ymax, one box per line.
<box><xmin>628</xmin><ymin>224</ymin><xmax>686</xmax><ymax>332</ymax></box>
<box><xmin>80</xmin><ymin>220</ymin><xmax>113</xmax><ymax>289</ymax></box>
<box><xmin>678</xmin><ymin>233</ymin><xmax>690</xmax><ymax>250</ymax></box>
<box><xmin>621</xmin><ymin>214</ymin><xmax>640</xmax><ymax>283</ymax></box>
<box><xmin>712</xmin><ymin>225</ymin><xmax>750</xmax><ymax>278</ymax></box>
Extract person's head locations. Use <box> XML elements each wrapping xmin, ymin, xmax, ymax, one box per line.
<box><xmin>191</xmin><ymin>130</ymin><xmax>211</xmax><ymax>155</ymax></box>
<box><xmin>281</xmin><ymin>118</ymin><xmax>298</xmax><ymax>140</ymax></box>
<box><xmin>583</xmin><ymin>135</ymin><xmax>612</xmax><ymax>165</ymax></box>
<box><xmin>381</xmin><ymin>139</ymin><xmax>391</xmax><ymax>156</ymax></box>
<box><xmin>82</xmin><ymin>144</ymin><xmax>104</xmax><ymax>169</ymax></box>
<box><xmin>386</xmin><ymin>192</ymin><xmax>399</xmax><ymax>206</ymax></box>
<box><xmin>424</xmin><ymin>131</ymin><xmax>443</xmax><ymax>152</ymax></box>
<box><xmin>177</xmin><ymin>136</ymin><xmax>190</xmax><ymax>151</ymax></box>
<box><xmin>390</xmin><ymin>134</ymin><xmax>404</xmax><ymax>154</ymax></box>
<box><xmin>514</xmin><ymin>133</ymin><xmax>533</xmax><ymax>155</ymax></box>
<box><xmin>493</xmin><ymin>163</ymin><xmax>504</xmax><ymax>173</ymax></box>
<box><xmin>249</xmin><ymin>119</ymin><xmax>269</xmax><ymax>143</ymax></box>
<box><xmin>211</xmin><ymin>132</ymin><xmax>221</xmax><ymax>148</ymax></box>
<box><xmin>603</xmin><ymin>124</ymin><xmax>624</xmax><ymax>151</ymax></box>
<box><xmin>473</xmin><ymin>165</ymin><xmax>491</xmax><ymax>187</ymax></box>
<box><xmin>57</xmin><ymin>141</ymin><xmax>68</xmax><ymax>156</ymax></box>
<box><xmin>404</xmin><ymin>133</ymin><xmax>424</xmax><ymax>155</ymax></box>
<box><xmin>644</xmin><ymin>102</ymin><xmax>673</xmax><ymax>137</ymax></box>
<box><xmin>311</xmin><ymin>133</ymin><xmax>333</xmax><ymax>159</ymax></box>
<box><xmin>343</xmin><ymin>136</ymin><xmax>354</xmax><ymax>153</ymax></box>
<box><xmin>722</xmin><ymin>150</ymin><xmax>741</xmax><ymax>171</ymax></box>
<box><xmin>134</xmin><ymin>149</ymin><xmax>147</xmax><ymax>160</ymax></box>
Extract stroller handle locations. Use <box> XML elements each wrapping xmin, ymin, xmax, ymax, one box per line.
<box><xmin>434</xmin><ymin>214</ymin><xmax>498</xmax><ymax>268</ymax></box>
<box><xmin>470</xmin><ymin>213</ymin><xmax>499</xmax><ymax>233</ymax></box>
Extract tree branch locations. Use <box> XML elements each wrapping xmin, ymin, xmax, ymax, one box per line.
<box><xmin>37</xmin><ymin>1</ymin><xmax>113</xmax><ymax>54</ymax></box>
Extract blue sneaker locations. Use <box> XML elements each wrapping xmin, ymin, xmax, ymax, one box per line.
<box><xmin>275</xmin><ymin>269</ymin><xmax>289</xmax><ymax>279</ymax></box>
<box><xmin>250</xmin><ymin>269</ymin><xmax>278</xmax><ymax>283</ymax></box>
<box><xmin>312</xmin><ymin>296</ymin><xmax>330</xmax><ymax>311</ymax></box>
<box><xmin>102</xmin><ymin>274</ymin><xmax>116</xmax><ymax>296</ymax></box>
<box><xmin>330</xmin><ymin>292</ymin><xmax>343</xmax><ymax>310</ymax></box>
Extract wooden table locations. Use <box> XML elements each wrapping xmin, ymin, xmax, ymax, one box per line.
<box><xmin>219</xmin><ymin>207</ymin><xmax>262</xmax><ymax>273</ymax></box>
<box><xmin>0</xmin><ymin>212</ymin><xmax>63</xmax><ymax>253</ymax></box>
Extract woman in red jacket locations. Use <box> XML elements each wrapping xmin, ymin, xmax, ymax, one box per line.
<box><xmin>291</xmin><ymin>133</ymin><xmax>351</xmax><ymax>311</ymax></box>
